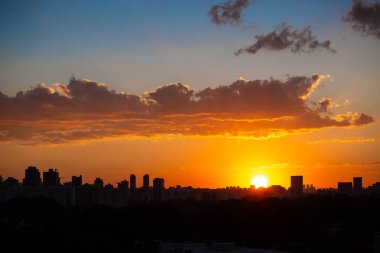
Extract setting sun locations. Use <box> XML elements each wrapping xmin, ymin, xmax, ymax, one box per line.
<box><xmin>251</xmin><ymin>175</ymin><xmax>269</xmax><ymax>188</ymax></box>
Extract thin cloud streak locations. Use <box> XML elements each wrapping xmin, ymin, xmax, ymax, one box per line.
<box><xmin>307</xmin><ymin>137</ymin><xmax>375</xmax><ymax>144</ymax></box>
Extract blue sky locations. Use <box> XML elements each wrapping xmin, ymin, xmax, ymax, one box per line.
<box><xmin>0</xmin><ymin>0</ymin><xmax>379</xmax><ymax>121</ymax></box>
<box><xmin>0</xmin><ymin>0</ymin><xmax>357</xmax><ymax>93</ymax></box>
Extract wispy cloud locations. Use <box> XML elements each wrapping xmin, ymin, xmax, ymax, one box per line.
<box><xmin>0</xmin><ymin>75</ymin><xmax>374</xmax><ymax>145</ymax></box>
<box><xmin>351</xmin><ymin>161</ymin><xmax>380</xmax><ymax>166</ymax></box>
<box><xmin>208</xmin><ymin>0</ymin><xmax>252</xmax><ymax>25</ymax></box>
<box><xmin>235</xmin><ymin>24</ymin><xmax>336</xmax><ymax>55</ymax></box>
<box><xmin>253</xmin><ymin>163</ymin><xmax>291</xmax><ymax>170</ymax></box>
<box><xmin>307</xmin><ymin>137</ymin><xmax>375</xmax><ymax>144</ymax></box>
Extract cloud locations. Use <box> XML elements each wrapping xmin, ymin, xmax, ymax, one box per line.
<box><xmin>319</xmin><ymin>97</ymin><xmax>334</xmax><ymax>113</ymax></box>
<box><xmin>352</xmin><ymin>161</ymin><xmax>380</xmax><ymax>166</ymax></box>
<box><xmin>307</xmin><ymin>137</ymin><xmax>375</xmax><ymax>144</ymax></box>
<box><xmin>342</xmin><ymin>0</ymin><xmax>380</xmax><ymax>38</ymax></box>
<box><xmin>343</xmin><ymin>99</ymin><xmax>351</xmax><ymax>106</ymax></box>
<box><xmin>145</xmin><ymin>83</ymin><xmax>195</xmax><ymax>113</ymax></box>
<box><xmin>235</xmin><ymin>24</ymin><xmax>336</xmax><ymax>55</ymax></box>
<box><xmin>333</xmin><ymin>112</ymin><xmax>375</xmax><ymax>126</ymax></box>
<box><xmin>354</xmin><ymin>112</ymin><xmax>375</xmax><ymax>125</ymax></box>
<box><xmin>208</xmin><ymin>0</ymin><xmax>251</xmax><ymax>25</ymax></box>
<box><xmin>0</xmin><ymin>75</ymin><xmax>374</xmax><ymax>145</ymax></box>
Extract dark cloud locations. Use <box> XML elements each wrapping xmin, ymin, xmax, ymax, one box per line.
<box><xmin>319</xmin><ymin>97</ymin><xmax>334</xmax><ymax>113</ymax></box>
<box><xmin>208</xmin><ymin>0</ymin><xmax>251</xmax><ymax>25</ymax></box>
<box><xmin>145</xmin><ymin>83</ymin><xmax>195</xmax><ymax>113</ymax></box>
<box><xmin>235</xmin><ymin>24</ymin><xmax>336</xmax><ymax>55</ymax></box>
<box><xmin>353</xmin><ymin>112</ymin><xmax>375</xmax><ymax>125</ymax></box>
<box><xmin>342</xmin><ymin>0</ymin><xmax>380</xmax><ymax>38</ymax></box>
<box><xmin>0</xmin><ymin>75</ymin><xmax>374</xmax><ymax>145</ymax></box>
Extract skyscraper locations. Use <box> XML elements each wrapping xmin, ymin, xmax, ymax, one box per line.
<box><xmin>153</xmin><ymin>178</ymin><xmax>165</xmax><ymax>202</ymax></box>
<box><xmin>23</xmin><ymin>166</ymin><xmax>42</xmax><ymax>187</ymax></box>
<box><xmin>353</xmin><ymin>177</ymin><xmax>363</xmax><ymax>193</ymax></box>
<box><xmin>290</xmin><ymin>176</ymin><xmax>303</xmax><ymax>197</ymax></box>
<box><xmin>143</xmin><ymin>174</ymin><xmax>149</xmax><ymax>189</ymax></box>
<box><xmin>43</xmin><ymin>169</ymin><xmax>60</xmax><ymax>187</ymax></box>
<box><xmin>130</xmin><ymin>174</ymin><xmax>136</xmax><ymax>190</ymax></box>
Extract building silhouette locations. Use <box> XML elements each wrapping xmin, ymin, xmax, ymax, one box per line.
<box><xmin>3</xmin><ymin>177</ymin><xmax>19</xmax><ymax>189</ymax></box>
<box><xmin>368</xmin><ymin>182</ymin><xmax>380</xmax><ymax>193</ymax></box>
<box><xmin>118</xmin><ymin>180</ymin><xmax>129</xmax><ymax>190</ymax></box>
<box><xmin>338</xmin><ymin>182</ymin><xmax>353</xmax><ymax>194</ymax></box>
<box><xmin>153</xmin><ymin>178</ymin><xmax>165</xmax><ymax>202</ymax></box>
<box><xmin>94</xmin><ymin>178</ymin><xmax>104</xmax><ymax>188</ymax></box>
<box><xmin>2</xmin><ymin>165</ymin><xmax>379</xmax><ymax>208</ymax></box>
<box><xmin>43</xmin><ymin>169</ymin><xmax>60</xmax><ymax>187</ymax></box>
<box><xmin>304</xmin><ymin>184</ymin><xmax>316</xmax><ymax>194</ymax></box>
<box><xmin>143</xmin><ymin>174</ymin><xmax>149</xmax><ymax>189</ymax></box>
<box><xmin>23</xmin><ymin>166</ymin><xmax>42</xmax><ymax>187</ymax></box>
<box><xmin>267</xmin><ymin>185</ymin><xmax>287</xmax><ymax>198</ymax></box>
<box><xmin>130</xmin><ymin>174</ymin><xmax>136</xmax><ymax>190</ymax></box>
<box><xmin>72</xmin><ymin>175</ymin><xmax>82</xmax><ymax>187</ymax></box>
<box><xmin>290</xmin><ymin>176</ymin><xmax>303</xmax><ymax>197</ymax></box>
<box><xmin>353</xmin><ymin>177</ymin><xmax>362</xmax><ymax>193</ymax></box>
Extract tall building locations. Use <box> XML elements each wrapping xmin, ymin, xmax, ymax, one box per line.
<box><xmin>43</xmin><ymin>169</ymin><xmax>60</xmax><ymax>187</ymax></box>
<box><xmin>338</xmin><ymin>182</ymin><xmax>352</xmax><ymax>194</ymax></box>
<box><xmin>290</xmin><ymin>176</ymin><xmax>303</xmax><ymax>197</ymax></box>
<box><xmin>23</xmin><ymin>166</ymin><xmax>42</xmax><ymax>187</ymax></box>
<box><xmin>143</xmin><ymin>174</ymin><xmax>149</xmax><ymax>189</ymax></box>
<box><xmin>153</xmin><ymin>178</ymin><xmax>165</xmax><ymax>201</ymax></box>
<box><xmin>72</xmin><ymin>175</ymin><xmax>82</xmax><ymax>187</ymax></box>
<box><xmin>353</xmin><ymin>177</ymin><xmax>362</xmax><ymax>193</ymax></box>
<box><xmin>130</xmin><ymin>174</ymin><xmax>136</xmax><ymax>190</ymax></box>
<box><xmin>94</xmin><ymin>178</ymin><xmax>104</xmax><ymax>188</ymax></box>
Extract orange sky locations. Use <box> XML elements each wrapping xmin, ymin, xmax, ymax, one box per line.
<box><xmin>0</xmin><ymin>123</ymin><xmax>378</xmax><ymax>189</ymax></box>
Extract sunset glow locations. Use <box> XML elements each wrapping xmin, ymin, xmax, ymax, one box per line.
<box><xmin>251</xmin><ymin>175</ymin><xmax>269</xmax><ymax>188</ymax></box>
<box><xmin>1</xmin><ymin>1</ymin><xmax>379</xmax><ymax>252</ymax></box>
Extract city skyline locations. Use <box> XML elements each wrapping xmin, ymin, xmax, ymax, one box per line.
<box><xmin>3</xmin><ymin>165</ymin><xmax>380</xmax><ymax>209</ymax></box>
<box><xmin>0</xmin><ymin>0</ymin><xmax>379</xmax><ymax>189</ymax></box>
<box><xmin>1</xmin><ymin>165</ymin><xmax>375</xmax><ymax>191</ymax></box>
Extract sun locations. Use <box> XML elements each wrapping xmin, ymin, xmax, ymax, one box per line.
<box><xmin>251</xmin><ymin>175</ymin><xmax>269</xmax><ymax>188</ymax></box>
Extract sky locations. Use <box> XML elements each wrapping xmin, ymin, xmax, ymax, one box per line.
<box><xmin>0</xmin><ymin>0</ymin><xmax>379</xmax><ymax>188</ymax></box>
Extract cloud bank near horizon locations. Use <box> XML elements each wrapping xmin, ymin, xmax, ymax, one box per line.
<box><xmin>0</xmin><ymin>75</ymin><xmax>374</xmax><ymax>145</ymax></box>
